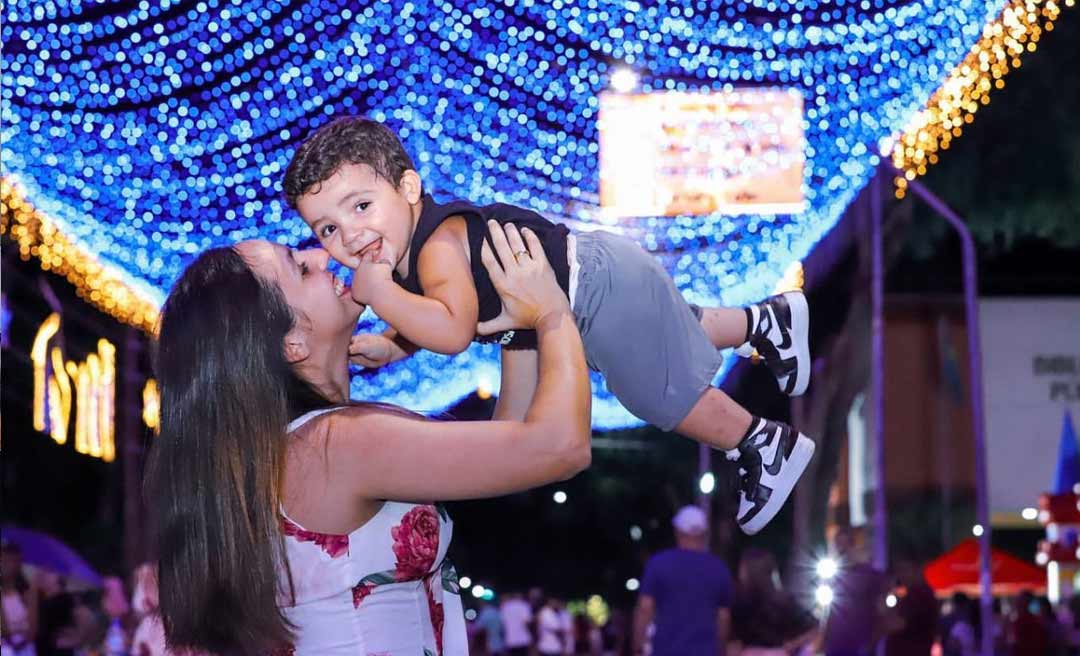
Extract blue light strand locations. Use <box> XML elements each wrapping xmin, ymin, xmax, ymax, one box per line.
<box><xmin>1</xmin><ymin>0</ymin><xmax>1006</xmax><ymax>427</ymax></box>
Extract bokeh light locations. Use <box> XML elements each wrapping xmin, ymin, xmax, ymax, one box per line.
<box><xmin>2</xmin><ymin>0</ymin><xmax>1064</xmax><ymax>427</ymax></box>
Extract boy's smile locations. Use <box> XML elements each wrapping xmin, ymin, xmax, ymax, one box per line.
<box><xmin>295</xmin><ymin>162</ymin><xmax>422</xmax><ymax>277</ymax></box>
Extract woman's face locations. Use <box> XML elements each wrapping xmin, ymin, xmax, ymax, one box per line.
<box><xmin>236</xmin><ymin>240</ymin><xmax>363</xmax><ymax>342</ymax></box>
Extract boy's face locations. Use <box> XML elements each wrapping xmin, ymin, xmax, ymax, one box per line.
<box><xmin>296</xmin><ymin>163</ymin><xmax>421</xmax><ymax>273</ymax></box>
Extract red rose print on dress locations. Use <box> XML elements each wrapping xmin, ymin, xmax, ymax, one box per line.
<box><xmin>425</xmin><ymin>577</ymin><xmax>445</xmax><ymax>656</ymax></box>
<box><xmin>281</xmin><ymin>516</ymin><xmax>349</xmax><ymax>559</ymax></box>
<box><xmin>352</xmin><ymin>581</ymin><xmax>377</xmax><ymax>608</ymax></box>
<box><xmin>390</xmin><ymin>505</ymin><xmax>440</xmax><ymax>581</ymax></box>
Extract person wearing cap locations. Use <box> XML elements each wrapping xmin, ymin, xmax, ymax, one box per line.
<box><xmin>632</xmin><ymin>506</ymin><xmax>734</xmax><ymax>656</ymax></box>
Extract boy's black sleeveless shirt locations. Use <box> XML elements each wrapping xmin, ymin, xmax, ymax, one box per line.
<box><xmin>394</xmin><ymin>194</ymin><xmax>570</xmax><ymax>349</ymax></box>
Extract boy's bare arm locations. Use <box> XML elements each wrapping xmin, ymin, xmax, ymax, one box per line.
<box><xmin>367</xmin><ymin>223</ymin><xmax>479</xmax><ymax>355</ymax></box>
<box><xmin>381</xmin><ymin>327</ymin><xmax>420</xmax><ymax>357</ymax></box>
<box><xmin>493</xmin><ymin>348</ymin><xmax>539</xmax><ymax>421</ymax></box>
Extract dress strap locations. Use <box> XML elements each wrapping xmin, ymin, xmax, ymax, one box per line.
<box><xmin>287</xmin><ymin>406</ymin><xmax>345</xmax><ymax>433</ymax></box>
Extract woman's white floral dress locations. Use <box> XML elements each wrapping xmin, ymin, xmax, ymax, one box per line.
<box><xmin>277</xmin><ymin>408</ymin><xmax>467</xmax><ymax>655</ymax></box>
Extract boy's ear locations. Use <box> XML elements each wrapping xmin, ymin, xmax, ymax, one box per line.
<box><xmin>398</xmin><ymin>169</ymin><xmax>423</xmax><ymax>204</ymax></box>
<box><xmin>283</xmin><ymin>326</ymin><xmax>311</xmax><ymax>364</ymax></box>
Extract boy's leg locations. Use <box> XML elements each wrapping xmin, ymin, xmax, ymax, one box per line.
<box><xmin>697</xmin><ymin>307</ymin><xmax>751</xmax><ymax>349</ymax></box>
<box><xmin>673</xmin><ymin>387</ymin><xmax>753</xmax><ymax>450</ymax></box>
<box><xmin>675</xmin><ymin>387</ymin><xmax>815</xmax><ymax>535</ymax></box>
<box><xmin>697</xmin><ymin>291</ymin><xmax>811</xmax><ymax>396</ymax></box>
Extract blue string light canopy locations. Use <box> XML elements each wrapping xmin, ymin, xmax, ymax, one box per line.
<box><xmin>0</xmin><ymin>0</ymin><xmax>1044</xmax><ymax>427</ymax></box>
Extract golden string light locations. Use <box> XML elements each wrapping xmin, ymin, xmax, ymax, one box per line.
<box><xmin>3</xmin><ymin>1</ymin><xmax>1073</xmax><ymax>331</ymax></box>
<box><xmin>31</xmin><ymin>313</ymin><xmax>61</xmax><ymax>432</ymax></box>
<box><xmin>890</xmin><ymin>0</ymin><xmax>1074</xmax><ymax>197</ymax></box>
<box><xmin>1</xmin><ymin>178</ymin><xmax>160</xmax><ymax>333</ymax></box>
<box><xmin>48</xmin><ymin>345</ymin><xmax>72</xmax><ymax>444</ymax></box>
<box><xmin>30</xmin><ymin>313</ymin><xmax>118</xmax><ymax>462</ymax></box>
<box><xmin>142</xmin><ymin>378</ymin><xmax>160</xmax><ymax>433</ymax></box>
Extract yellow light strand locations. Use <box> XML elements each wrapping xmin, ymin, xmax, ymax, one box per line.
<box><xmin>1</xmin><ymin>178</ymin><xmax>160</xmax><ymax>333</ymax></box>
<box><xmin>98</xmin><ymin>340</ymin><xmax>117</xmax><ymax>462</ymax></box>
<box><xmin>86</xmin><ymin>354</ymin><xmax>103</xmax><ymax>458</ymax></box>
<box><xmin>890</xmin><ymin>0</ymin><xmax>1072</xmax><ymax>198</ymax></box>
<box><xmin>48</xmin><ymin>345</ymin><xmax>72</xmax><ymax>444</ymax></box>
<box><xmin>68</xmin><ymin>360</ymin><xmax>89</xmax><ymax>456</ymax></box>
<box><xmin>142</xmin><ymin>378</ymin><xmax>160</xmax><ymax>433</ymax></box>
<box><xmin>31</xmin><ymin>313</ymin><xmax>61</xmax><ymax>432</ymax></box>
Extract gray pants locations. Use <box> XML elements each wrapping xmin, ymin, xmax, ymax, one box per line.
<box><xmin>571</xmin><ymin>231</ymin><xmax>724</xmax><ymax>431</ymax></box>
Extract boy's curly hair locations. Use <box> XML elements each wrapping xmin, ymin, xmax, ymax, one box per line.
<box><xmin>282</xmin><ymin>117</ymin><xmax>417</xmax><ymax>208</ymax></box>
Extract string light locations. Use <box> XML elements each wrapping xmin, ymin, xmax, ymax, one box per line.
<box><xmin>31</xmin><ymin>313</ymin><xmax>61</xmax><ymax>433</ymax></box>
<box><xmin>1</xmin><ymin>180</ymin><xmax>161</xmax><ymax>333</ymax></box>
<box><xmin>143</xmin><ymin>378</ymin><xmax>160</xmax><ymax>432</ymax></box>
<box><xmin>30</xmin><ymin>313</ymin><xmax>118</xmax><ymax>461</ymax></box>
<box><xmin>890</xmin><ymin>0</ymin><xmax>1071</xmax><ymax>197</ymax></box>
<box><xmin>2</xmin><ymin>0</ymin><xmax>1065</xmax><ymax>428</ymax></box>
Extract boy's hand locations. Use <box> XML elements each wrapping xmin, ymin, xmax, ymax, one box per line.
<box><xmin>348</xmin><ymin>333</ymin><xmax>396</xmax><ymax>369</ymax></box>
<box><xmin>350</xmin><ymin>252</ymin><xmax>395</xmax><ymax>307</ymax></box>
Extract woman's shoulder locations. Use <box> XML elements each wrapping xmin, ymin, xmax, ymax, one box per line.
<box><xmin>290</xmin><ymin>403</ymin><xmax>423</xmax><ymax>440</ymax></box>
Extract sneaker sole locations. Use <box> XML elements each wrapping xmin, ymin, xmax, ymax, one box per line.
<box><xmin>785</xmin><ymin>291</ymin><xmax>811</xmax><ymax>397</ymax></box>
<box><xmin>740</xmin><ymin>434</ymin><xmax>815</xmax><ymax>535</ymax></box>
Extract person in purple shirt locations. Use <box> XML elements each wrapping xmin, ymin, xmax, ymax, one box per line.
<box><xmin>633</xmin><ymin>506</ymin><xmax>734</xmax><ymax>656</ymax></box>
<box><xmin>822</xmin><ymin>526</ymin><xmax>890</xmax><ymax>656</ymax></box>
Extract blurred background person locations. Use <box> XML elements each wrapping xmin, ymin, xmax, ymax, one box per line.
<box><xmin>571</xmin><ymin>611</ymin><xmax>600</xmax><ymax>655</ymax></box>
<box><xmin>730</xmin><ymin>547</ymin><xmax>818</xmax><ymax>655</ymax></box>
<box><xmin>1037</xmin><ymin>595</ymin><xmax>1069</xmax><ymax>656</ymax></box>
<box><xmin>476</xmin><ymin>595</ymin><xmax>506</xmax><ymax>656</ymax></box>
<box><xmin>821</xmin><ymin>526</ymin><xmax>888</xmax><ymax>656</ymax></box>
<box><xmin>500</xmin><ymin>590</ymin><xmax>534</xmax><ymax>656</ymax></box>
<box><xmin>33</xmin><ymin>571</ymin><xmax>77</xmax><ymax>656</ymax></box>
<box><xmin>1006</xmin><ymin>590</ymin><xmax>1047</xmax><ymax>656</ymax></box>
<box><xmin>598</xmin><ymin>608</ymin><xmax>628</xmax><ymax>656</ymax></box>
<box><xmin>942</xmin><ymin>593</ymin><xmax>978</xmax><ymax>656</ymax></box>
<box><xmin>537</xmin><ymin>596</ymin><xmax>570</xmax><ymax>656</ymax></box>
<box><xmin>633</xmin><ymin>505</ymin><xmax>734</xmax><ymax>656</ymax></box>
<box><xmin>1</xmin><ymin>541</ymin><xmax>38</xmax><ymax>656</ymax></box>
<box><xmin>883</xmin><ymin>558</ymin><xmax>937</xmax><ymax>656</ymax></box>
<box><xmin>130</xmin><ymin>563</ymin><xmax>171</xmax><ymax>656</ymax></box>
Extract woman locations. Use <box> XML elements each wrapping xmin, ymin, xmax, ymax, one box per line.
<box><xmin>0</xmin><ymin>541</ymin><xmax>38</xmax><ymax>656</ymax></box>
<box><xmin>146</xmin><ymin>223</ymin><xmax>591</xmax><ymax>655</ymax></box>
<box><xmin>130</xmin><ymin>563</ymin><xmax>171</xmax><ymax>656</ymax></box>
<box><xmin>729</xmin><ymin>548</ymin><xmax>819</xmax><ymax>656</ymax></box>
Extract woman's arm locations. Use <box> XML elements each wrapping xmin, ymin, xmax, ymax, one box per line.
<box><xmin>329</xmin><ymin>222</ymin><xmax>590</xmax><ymax>501</ymax></box>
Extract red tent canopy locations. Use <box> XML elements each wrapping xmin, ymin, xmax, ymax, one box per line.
<box><xmin>924</xmin><ymin>538</ymin><xmax>1046</xmax><ymax>597</ymax></box>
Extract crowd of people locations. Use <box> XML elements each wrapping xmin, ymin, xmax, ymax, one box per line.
<box><xmin>456</xmin><ymin>515</ymin><xmax>1078</xmax><ymax>656</ymax></box>
<box><xmin>4</xmin><ymin>521</ymin><xmax>1078</xmax><ymax>656</ymax></box>
<box><xmin>0</xmin><ymin>541</ymin><xmax>168</xmax><ymax>656</ymax></box>
<box><xmin>466</xmin><ymin>578</ymin><xmax>1080</xmax><ymax>656</ymax></box>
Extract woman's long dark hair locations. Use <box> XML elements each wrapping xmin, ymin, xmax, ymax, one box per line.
<box><xmin>145</xmin><ymin>246</ymin><xmax>332</xmax><ymax>654</ymax></box>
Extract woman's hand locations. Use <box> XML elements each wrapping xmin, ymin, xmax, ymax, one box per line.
<box><xmin>477</xmin><ymin>220</ymin><xmax>571</xmax><ymax>336</ymax></box>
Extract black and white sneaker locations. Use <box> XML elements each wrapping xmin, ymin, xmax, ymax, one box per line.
<box><xmin>734</xmin><ymin>291</ymin><xmax>811</xmax><ymax>396</ymax></box>
<box><xmin>727</xmin><ymin>418</ymin><xmax>815</xmax><ymax>535</ymax></box>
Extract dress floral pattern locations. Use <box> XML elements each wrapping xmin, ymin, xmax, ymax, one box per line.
<box><xmin>277</xmin><ymin>407</ymin><xmax>467</xmax><ymax>656</ymax></box>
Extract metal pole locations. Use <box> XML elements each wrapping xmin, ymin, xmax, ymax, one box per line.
<box><xmin>901</xmin><ymin>173</ymin><xmax>993</xmax><ymax>656</ymax></box>
<box><xmin>871</xmin><ymin>173</ymin><xmax>889</xmax><ymax>574</ymax></box>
